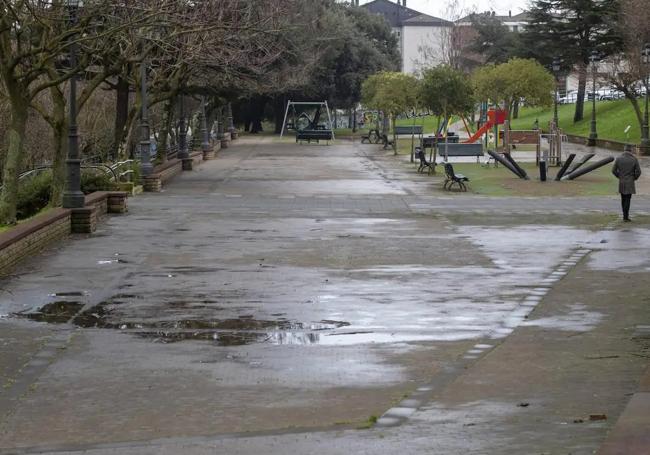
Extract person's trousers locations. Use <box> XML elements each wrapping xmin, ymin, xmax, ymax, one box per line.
<box><xmin>621</xmin><ymin>193</ymin><xmax>632</xmax><ymax>220</ymax></box>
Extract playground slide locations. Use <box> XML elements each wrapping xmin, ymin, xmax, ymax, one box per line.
<box><xmin>463</xmin><ymin>120</ymin><xmax>493</xmax><ymax>144</ymax></box>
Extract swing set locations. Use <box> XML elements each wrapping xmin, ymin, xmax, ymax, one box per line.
<box><xmin>280</xmin><ymin>101</ymin><xmax>335</xmax><ymax>144</ymax></box>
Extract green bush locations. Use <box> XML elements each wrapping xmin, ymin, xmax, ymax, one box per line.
<box><xmin>130</xmin><ymin>162</ymin><xmax>142</xmax><ymax>185</ymax></box>
<box><xmin>80</xmin><ymin>170</ymin><xmax>117</xmax><ymax>194</ymax></box>
<box><xmin>16</xmin><ymin>171</ymin><xmax>52</xmax><ymax>220</ymax></box>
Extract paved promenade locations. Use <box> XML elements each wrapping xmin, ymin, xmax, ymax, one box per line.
<box><xmin>0</xmin><ymin>137</ymin><xmax>648</xmax><ymax>454</ymax></box>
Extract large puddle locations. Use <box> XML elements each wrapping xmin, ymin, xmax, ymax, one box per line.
<box><xmin>14</xmin><ymin>295</ymin><xmax>354</xmax><ymax>346</ymax></box>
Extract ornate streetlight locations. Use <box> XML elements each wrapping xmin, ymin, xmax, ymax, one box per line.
<box><xmin>588</xmin><ymin>50</ymin><xmax>600</xmax><ymax>146</ymax></box>
<box><xmin>201</xmin><ymin>96</ymin><xmax>211</xmax><ymax>156</ymax></box>
<box><xmin>227</xmin><ymin>102</ymin><xmax>235</xmax><ymax>134</ymax></box>
<box><xmin>62</xmin><ymin>0</ymin><xmax>85</xmax><ymax>209</ymax></box>
<box><xmin>178</xmin><ymin>94</ymin><xmax>189</xmax><ymax>160</ymax></box>
<box><xmin>552</xmin><ymin>57</ymin><xmax>561</xmax><ymax>127</ymax></box>
<box><xmin>641</xmin><ymin>43</ymin><xmax>650</xmax><ymax>154</ymax></box>
<box><xmin>139</xmin><ymin>54</ymin><xmax>153</xmax><ymax>176</ymax></box>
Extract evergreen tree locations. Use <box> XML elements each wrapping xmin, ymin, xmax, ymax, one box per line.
<box><xmin>522</xmin><ymin>0</ymin><xmax>621</xmax><ymax>123</ymax></box>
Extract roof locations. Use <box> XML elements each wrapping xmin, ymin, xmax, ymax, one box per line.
<box><xmin>402</xmin><ymin>13</ymin><xmax>452</xmax><ymax>26</ymax></box>
<box><xmin>457</xmin><ymin>10</ymin><xmax>530</xmax><ymax>24</ymax></box>
<box><xmin>362</xmin><ymin>0</ymin><xmax>450</xmax><ymax>27</ymax></box>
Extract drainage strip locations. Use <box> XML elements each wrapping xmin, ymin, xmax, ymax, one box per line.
<box><xmin>375</xmin><ymin>247</ymin><xmax>592</xmax><ymax>428</ymax></box>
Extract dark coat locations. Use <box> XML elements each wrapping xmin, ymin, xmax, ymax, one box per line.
<box><xmin>612</xmin><ymin>151</ymin><xmax>641</xmax><ymax>195</ymax></box>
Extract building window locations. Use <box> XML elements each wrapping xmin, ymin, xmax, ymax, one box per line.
<box><xmin>512</xmin><ymin>25</ymin><xmax>518</xmax><ymax>32</ymax></box>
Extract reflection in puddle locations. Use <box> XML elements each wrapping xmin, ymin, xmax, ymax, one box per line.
<box><xmin>135</xmin><ymin>330</ymin><xmax>324</xmax><ymax>346</ymax></box>
<box><xmin>16</xmin><ymin>301</ymin><xmax>83</xmax><ymax>323</ymax></box>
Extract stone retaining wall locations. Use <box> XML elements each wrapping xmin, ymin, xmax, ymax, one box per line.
<box><xmin>71</xmin><ymin>191</ymin><xmax>128</xmax><ymax>233</ymax></box>
<box><xmin>0</xmin><ymin>191</ymin><xmax>128</xmax><ymax>274</ymax></box>
<box><xmin>143</xmin><ymin>159</ymin><xmax>182</xmax><ymax>192</ymax></box>
<box><xmin>143</xmin><ymin>146</ymin><xmax>222</xmax><ymax>191</ymax></box>
<box><xmin>564</xmin><ymin>134</ymin><xmax>641</xmax><ymax>153</ymax></box>
<box><xmin>0</xmin><ymin>209</ymin><xmax>71</xmax><ymax>276</ymax></box>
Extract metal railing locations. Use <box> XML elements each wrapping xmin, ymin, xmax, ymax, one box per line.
<box><xmin>110</xmin><ymin>160</ymin><xmax>135</xmax><ymax>182</ymax></box>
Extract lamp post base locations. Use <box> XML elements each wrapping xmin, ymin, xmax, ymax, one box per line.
<box><xmin>588</xmin><ymin>121</ymin><xmax>598</xmax><ymax>147</ymax></box>
<box><xmin>641</xmin><ymin>123</ymin><xmax>650</xmax><ymax>155</ymax></box>
<box><xmin>62</xmin><ymin>158</ymin><xmax>85</xmax><ymax>208</ymax></box>
<box><xmin>640</xmin><ymin>141</ymin><xmax>650</xmax><ymax>156</ymax></box>
<box><xmin>62</xmin><ymin>191</ymin><xmax>86</xmax><ymax>209</ymax></box>
<box><xmin>140</xmin><ymin>162</ymin><xmax>154</xmax><ymax>177</ymax></box>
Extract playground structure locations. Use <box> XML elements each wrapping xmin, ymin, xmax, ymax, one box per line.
<box><xmin>280</xmin><ymin>101</ymin><xmax>334</xmax><ymax>144</ymax></box>
<box><xmin>358</xmin><ymin>106</ymin><xmax>612</xmax><ymax>186</ymax></box>
<box><xmin>463</xmin><ymin>109</ymin><xmax>506</xmax><ymax>144</ymax></box>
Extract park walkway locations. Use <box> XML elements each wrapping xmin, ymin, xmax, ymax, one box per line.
<box><xmin>0</xmin><ymin>137</ymin><xmax>649</xmax><ymax>454</ymax></box>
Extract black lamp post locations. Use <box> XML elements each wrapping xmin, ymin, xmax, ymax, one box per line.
<box><xmin>227</xmin><ymin>102</ymin><xmax>235</xmax><ymax>134</ymax></box>
<box><xmin>178</xmin><ymin>94</ymin><xmax>189</xmax><ymax>160</ymax></box>
<box><xmin>201</xmin><ymin>96</ymin><xmax>211</xmax><ymax>155</ymax></box>
<box><xmin>641</xmin><ymin>43</ymin><xmax>650</xmax><ymax>154</ymax></box>
<box><xmin>62</xmin><ymin>0</ymin><xmax>85</xmax><ymax>209</ymax></box>
<box><xmin>552</xmin><ymin>57</ymin><xmax>561</xmax><ymax>127</ymax></box>
<box><xmin>588</xmin><ymin>50</ymin><xmax>599</xmax><ymax>146</ymax></box>
<box><xmin>139</xmin><ymin>56</ymin><xmax>153</xmax><ymax>176</ymax></box>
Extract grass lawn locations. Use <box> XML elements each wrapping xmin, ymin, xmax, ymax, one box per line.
<box><xmin>393</xmin><ymin>137</ymin><xmax>618</xmax><ymax>197</ymax></box>
<box><xmin>510</xmin><ymin>99</ymin><xmax>642</xmax><ymax>143</ymax></box>
<box><xmin>441</xmin><ymin>162</ymin><xmax>617</xmax><ymax>197</ymax></box>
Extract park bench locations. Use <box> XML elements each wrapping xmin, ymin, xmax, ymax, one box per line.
<box><xmin>381</xmin><ymin>134</ymin><xmax>394</xmax><ymax>150</ymax></box>
<box><xmin>361</xmin><ymin>129</ymin><xmax>380</xmax><ymax>144</ymax></box>
<box><xmin>438</xmin><ymin>143</ymin><xmax>484</xmax><ymax>162</ymax></box>
<box><xmin>443</xmin><ymin>163</ymin><xmax>469</xmax><ymax>192</ymax></box>
<box><xmin>416</xmin><ymin>147</ymin><xmax>436</xmax><ymax>175</ymax></box>
<box><xmin>394</xmin><ymin>125</ymin><xmax>423</xmax><ymax>136</ymax></box>
<box><xmin>296</xmin><ymin>129</ymin><xmax>333</xmax><ymax>144</ymax></box>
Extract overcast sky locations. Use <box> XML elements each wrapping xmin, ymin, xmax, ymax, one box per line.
<box><xmin>359</xmin><ymin>0</ymin><xmax>532</xmax><ymax>20</ymax></box>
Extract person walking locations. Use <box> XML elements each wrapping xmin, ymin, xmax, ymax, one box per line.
<box><xmin>612</xmin><ymin>144</ymin><xmax>642</xmax><ymax>222</ymax></box>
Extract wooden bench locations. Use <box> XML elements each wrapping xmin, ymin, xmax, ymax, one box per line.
<box><xmin>438</xmin><ymin>143</ymin><xmax>484</xmax><ymax>162</ymax></box>
<box><xmin>416</xmin><ymin>147</ymin><xmax>436</xmax><ymax>175</ymax></box>
<box><xmin>443</xmin><ymin>163</ymin><xmax>469</xmax><ymax>192</ymax></box>
<box><xmin>394</xmin><ymin>125</ymin><xmax>423</xmax><ymax>136</ymax></box>
<box><xmin>296</xmin><ymin>130</ymin><xmax>333</xmax><ymax>144</ymax></box>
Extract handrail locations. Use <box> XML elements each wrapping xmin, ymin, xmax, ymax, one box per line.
<box><xmin>80</xmin><ymin>164</ymin><xmax>118</xmax><ymax>181</ymax></box>
<box><xmin>1</xmin><ymin>158</ymin><xmax>137</xmax><ymax>192</ymax></box>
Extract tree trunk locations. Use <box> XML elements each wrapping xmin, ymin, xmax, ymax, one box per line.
<box><xmin>392</xmin><ymin>113</ymin><xmax>398</xmax><ymax>155</ymax></box>
<box><xmin>251</xmin><ymin>98</ymin><xmax>265</xmax><ymax>134</ymax></box>
<box><xmin>113</xmin><ymin>77</ymin><xmax>130</xmax><ymax>161</ymax></box>
<box><xmin>513</xmin><ymin>100</ymin><xmax>519</xmax><ymax>119</ymax></box>
<box><xmin>158</xmin><ymin>98</ymin><xmax>174</xmax><ymax>163</ymax></box>
<box><xmin>118</xmin><ymin>104</ymin><xmax>139</xmax><ymax>160</ymax></box>
<box><xmin>574</xmin><ymin>64</ymin><xmax>587</xmax><ymax>123</ymax></box>
<box><xmin>273</xmin><ymin>96</ymin><xmax>285</xmax><ymax>134</ymax></box>
<box><xmin>0</xmin><ymin>101</ymin><xmax>29</xmax><ymax>225</ymax></box>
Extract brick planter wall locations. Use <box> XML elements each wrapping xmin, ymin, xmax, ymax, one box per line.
<box><xmin>71</xmin><ymin>206</ymin><xmax>98</xmax><ymax>233</ymax></box>
<box><xmin>0</xmin><ymin>191</ymin><xmax>128</xmax><ymax>274</ymax></box>
<box><xmin>0</xmin><ymin>209</ymin><xmax>71</xmax><ymax>276</ymax></box>
<box><xmin>70</xmin><ymin>192</ymin><xmax>129</xmax><ymax>233</ymax></box>
<box><xmin>143</xmin><ymin>159</ymin><xmax>183</xmax><ymax>192</ymax></box>
<box><xmin>191</xmin><ymin>151</ymin><xmax>203</xmax><ymax>166</ymax></box>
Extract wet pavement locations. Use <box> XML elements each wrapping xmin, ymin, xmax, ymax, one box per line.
<box><xmin>1</xmin><ymin>137</ymin><xmax>649</xmax><ymax>454</ymax></box>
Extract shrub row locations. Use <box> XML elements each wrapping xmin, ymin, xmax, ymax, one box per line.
<box><xmin>16</xmin><ymin>170</ymin><xmax>117</xmax><ymax>220</ymax></box>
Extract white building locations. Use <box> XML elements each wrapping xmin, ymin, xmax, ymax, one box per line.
<box><xmin>362</xmin><ymin>0</ymin><xmax>452</xmax><ymax>74</ymax></box>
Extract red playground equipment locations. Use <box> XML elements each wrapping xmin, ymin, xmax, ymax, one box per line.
<box><xmin>463</xmin><ymin>109</ymin><xmax>507</xmax><ymax>144</ymax></box>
